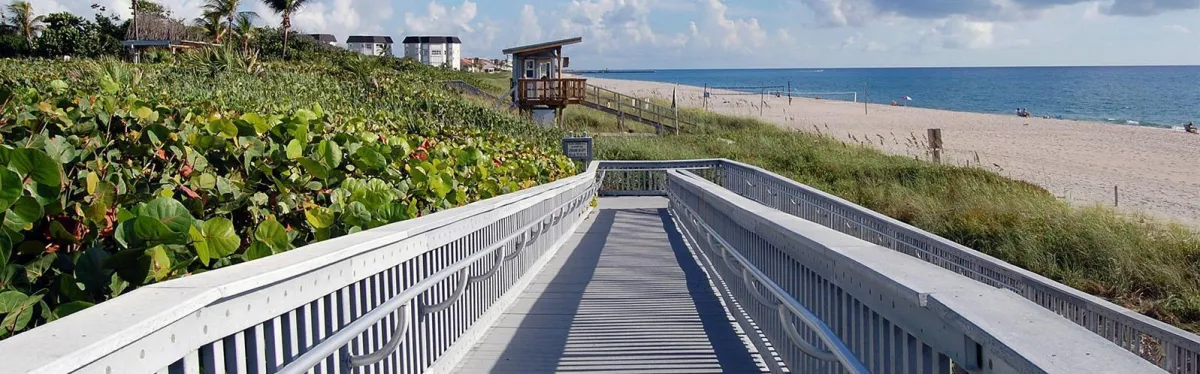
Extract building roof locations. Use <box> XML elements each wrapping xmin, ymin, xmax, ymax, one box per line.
<box><xmin>347</xmin><ymin>35</ymin><xmax>394</xmax><ymax>44</ymax></box>
<box><xmin>304</xmin><ymin>34</ymin><xmax>337</xmax><ymax>43</ymax></box>
<box><xmin>402</xmin><ymin>36</ymin><xmax>462</xmax><ymax>44</ymax></box>
<box><xmin>502</xmin><ymin>37</ymin><xmax>583</xmax><ymax>55</ymax></box>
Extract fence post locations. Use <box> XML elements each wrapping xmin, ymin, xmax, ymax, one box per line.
<box><xmin>927</xmin><ymin>128</ymin><xmax>942</xmax><ymax>164</ymax></box>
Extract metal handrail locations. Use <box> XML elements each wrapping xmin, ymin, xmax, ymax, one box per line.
<box><xmin>277</xmin><ymin>179</ymin><xmax>595</xmax><ymax>374</ymax></box>
<box><xmin>681</xmin><ymin>198</ymin><xmax>869</xmax><ymax>374</ymax></box>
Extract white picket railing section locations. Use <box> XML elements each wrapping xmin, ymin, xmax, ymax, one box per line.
<box><xmin>0</xmin><ymin>159</ymin><xmax>1190</xmax><ymax>374</ymax></box>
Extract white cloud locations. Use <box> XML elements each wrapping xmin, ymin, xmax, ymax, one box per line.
<box><xmin>864</xmin><ymin>40</ymin><xmax>889</xmax><ymax>52</ymax></box>
<box><xmin>840</xmin><ymin>32</ymin><xmax>862</xmax><ymax>49</ymax></box>
<box><xmin>403</xmin><ymin>0</ymin><xmax>479</xmax><ymax>34</ymax></box>
<box><xmin>700</xmin><ymin>0</ymin><xmax>768</xmax><ymax>50</ymax></box>
<box><xmin>518</xmin><ymin>4</ymin><xmax>543</xmax><ymax>44</ymax></box>
<box><xmin>1164</xmin><ymin>24</ymin><xmax>1192</xmax><ymax>34</ymax></box>
<box><xmin>919</xmin><ymin>17</ymin><xmax>996</xmax><ymax>50</ymax></box>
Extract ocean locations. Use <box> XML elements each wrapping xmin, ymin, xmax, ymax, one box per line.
<box><xmin>577</xmin><ymin>66</ymin><xmax>1200</xmax><ymax>129</ymax></box>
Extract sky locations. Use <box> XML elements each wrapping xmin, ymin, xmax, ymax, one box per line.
<box><xmin>39</xmin><ymin>0</ymin><xmax>1200</xmax><ymax>69</ymax></box>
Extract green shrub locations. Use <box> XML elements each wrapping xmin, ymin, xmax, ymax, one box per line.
<box><xmin>0</xmin><ymin>52</ymin><xmax>573</xmax><ymax>337</ymax></box>
<box><xmin>597</xmin><ymin>114</ymin><xmax>1200</xmax><ymax>332</ymax></box>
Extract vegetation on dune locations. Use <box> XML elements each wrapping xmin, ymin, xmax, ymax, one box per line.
<box><xmin>596</xmin><ymin>106</ymin><xmax>1200</xmax><ymax>332</ymax></box>
<box><xmin>0</xmin><ymin>33</ymin><xmax>574</xmax><ymax>337</ymax></box>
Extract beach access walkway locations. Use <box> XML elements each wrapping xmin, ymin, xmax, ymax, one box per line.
<box><xmin>443</xmin><ymin>80</ymin><xmax>693</xmax><ymax>133</ymax></box>
<box><xmin>0</xmin><ymin>160</ymin><xmax>1182</xmax><ymax>374</ymax></box>
<box><xmin>455</xmin><ymin>197</ymin><xmax>766</xmax><ymax>373</ymax></box>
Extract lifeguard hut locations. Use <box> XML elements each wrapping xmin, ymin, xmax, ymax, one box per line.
<box><xmin>502</xmin><ymin>37</ymin><xmax>587</xmax><ymax>127</ymax></box>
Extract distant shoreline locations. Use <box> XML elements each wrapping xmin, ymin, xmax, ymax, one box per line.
<box><xmin>576</xmin><ymin>66</ymin><xmax>1197</xmax><ymax>129</ymax></box>
<box><xmin>585</xmin><ymin>76</ymin><xmax>1200</xmax><ymax>227</ymax></box>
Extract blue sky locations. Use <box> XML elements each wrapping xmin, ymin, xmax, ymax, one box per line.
<box><xmin>45</xmin><ymin>0</ymin><xmax>1200</xmax><ymax>69</ymax></box>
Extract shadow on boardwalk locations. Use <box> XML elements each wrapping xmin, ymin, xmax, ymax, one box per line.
<box><xmin>458</xmin><ymin>198</ymin><xmax>763</xmax><ymax>373</ymax></box>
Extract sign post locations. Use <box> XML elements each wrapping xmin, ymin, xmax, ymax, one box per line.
<box><xmin>561</xmin><ymin>133</ymin><xmax>594</xmax><ymax>167</ymax></box>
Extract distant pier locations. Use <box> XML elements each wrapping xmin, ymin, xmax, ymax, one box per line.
<box><xmin>567</xmin><ymin>69</ymin><xmax>657</xmax><ymax>74</ymax></box>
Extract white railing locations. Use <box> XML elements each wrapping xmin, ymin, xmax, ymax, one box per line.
<box><xmin>593</xmin><ymin>159</ymin><xmax>1200</xmax><ymax>372</ymax></box>
<box><xmin>4</xmin><ymin>158</ymin><xmax>1196</xmax><ymax>374</ymax></box>
<box><xmin>0</xmin><ymin>163</ymin><xmax>601</xmax><ymax>374</ymax></box>
<box><xmin>713</xmin><ymin>160</ymin><xmax>1200</xmax><ymax>373</ymax></box>
<box><xmin>666</xmin><ymin>168</ymin><xmax>1162</xmax><ymax>373</ymax></box>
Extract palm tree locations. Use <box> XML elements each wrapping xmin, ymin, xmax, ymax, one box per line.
<box><xmin>5</xmin><ymin>0</ymin><xmax>44</xmax><ymax>48</ymax></box>
<box><xmin>201</xmin><ymin>0</ymin><xmax>243</xmax><ymax>43</ymax></box>
<box><xmin>193</xmin><ymin>10</ymin><xmax>225</xmax><ymax>42</ymax></box>
<box><xmin>261</xmin><ymin>0</ymin><xmax>311</xmax><ymax>58</ymax></box>
<box><xmin>231</xmin><ymin>11</ymin><xmax>258</xmax><ymax>53</ymax></box>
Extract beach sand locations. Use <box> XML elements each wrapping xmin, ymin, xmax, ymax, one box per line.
<box><xmin>586</xmin><ymin>77</ymin><xmax>1200</xmax><ymax>227</ymax></box>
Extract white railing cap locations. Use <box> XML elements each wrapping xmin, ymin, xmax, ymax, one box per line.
<box><xmin>0</xmin><ymin>165</ymin><xmax>598</xmax><ymax>374</ymax></box>
<box><xmin>669</xmin><ymin>169</ymin><xmax>1165</xmax><ymax>373</ymax></box>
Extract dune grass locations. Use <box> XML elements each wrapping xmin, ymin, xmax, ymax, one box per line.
<box><xmin>445</xmin><ymin>71</ymin><xmax>1200</xmax><ymax>331</ymax></box>
<box><xmin>597</xmin><ymin>110</ymin><xmax>1200</xmax><ymax>332</ymax></box>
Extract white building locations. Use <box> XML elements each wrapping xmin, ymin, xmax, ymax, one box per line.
<box><xmin>402</xmin><ymin>36</ymin><xmax>462</xmax><ymax>69</ymax></box>
<box><xmin>303</xmin><ymin>34</ymin><xmax>338</xmax><ymax>47</ymax></box>
<box><xmin>346</xmin><ymin>35</ymin><xmax>394</xmax><ymax>56</ymax></box>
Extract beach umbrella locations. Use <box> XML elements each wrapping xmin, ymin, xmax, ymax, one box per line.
<box><xmin>901</xmin><ymin>96</ymin><xmax>913</xmax><ymax>101</ymax></box>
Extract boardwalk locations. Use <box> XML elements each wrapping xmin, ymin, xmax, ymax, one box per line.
<box><xmin>457</xmin><ymin>197</ymin><xmax>767</xmax><ymax>373</ymax></box>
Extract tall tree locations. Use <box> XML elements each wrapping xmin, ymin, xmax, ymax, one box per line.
<box><xmin>261</xmin><ymin>0</ymin><xmax>310</xmax><ymax>58</ymax></box>
<box><xmin>200</xmin><ymin>0</ymin><xmax>236</xmax><ymax>43</ymax></box>
<box><xmin>5</xmin><ymin>1</ymin><xmax>44</xmax><ymax>48</ymax></box>
<box><xmin>231</xmin><ymin>11</ymin><xmax>258</xmax><ymax>53</ymax></box>
<box><xmin>193</xmin><ymin>10</ymin><xmax>224</xmax><ymax>42</ymax></box>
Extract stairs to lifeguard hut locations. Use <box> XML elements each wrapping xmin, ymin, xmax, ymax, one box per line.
<box><xmin>580</xmin><ymin>84</ymin><xmax>694</xmax><ymax>133</ymax></box>
<box><xmin>444</xmin><ymin>80</ymin><xmax>695</xmax><ymax>133</ymax></box>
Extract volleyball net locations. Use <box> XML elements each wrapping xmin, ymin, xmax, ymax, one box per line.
<box><xmin>702</xmin><ymin>84</ymin><xmax>859</xmax><ymax>103</ymax></box>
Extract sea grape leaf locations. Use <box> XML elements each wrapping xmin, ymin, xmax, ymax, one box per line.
<box><xmin>315</xmin><ymin>140</ymin><xmax>342</xmax><ymax>169</ymax></box>
<box><xmin>343</xmin><ymin>202</ymin><xmax>371</xmax><ymax>228</ymax></box>
<box><xmin>49</xmin><ymin>220</ymin><xmax>79</xmax><ymax>243</ymax></box>
<box><xmin>106</xmin><ymin>249</ymin><xmax>151</xmax><ymax>286</ymax></box>
<box><xmin>0</xmin><ymin>234</ymin><xmax>7</xmax><ymax>270</ymax></box>
<box><xmin>298</xmin><ymin>158</ymin><xmax>329</xmax><ymax>179</ymax></box>
<box><xmin>133</xmin><ymin>216</ymin><xmax>173</xmax><ymax>241</ymax></box>
<box><xmin>150</xmin><ymin>245</ymin><xmax>171</xmax><ymax>281</ymax></box>
<box><xmin>57</xmin><ymin>274</ymin><xmax>88</xmax><ymax>301</ymax></box>
<box><xmin>8</xmin><ymin>148</ymin><xmax>62</xmax><ymax>192</ymax></box>
<box><xmin>86</xmin><ymin>171</ymin><xmax>98</xmax><ymax>195</ymax></box>
<box><xmin>286</xmin><ymin>139</ymin><xmax>303</xmax><ymax>160</ymax></box>
<box><xmin>4</xmin><ymin>197</ymin><xmax>43</xmax><ymax>232</ymax></box>
<box><xmin>109</xmin><ymin>273</ymin><xmax>128</xmax><ymax>298</ymax></box>
<box><xmin>305</xmin><ymin>207</ymin><xmax>334</xmax><ymax>229</ymax></box>
<box><xmin>243</xmin><ymin>241</ymin><xmax>272</xmax><ymax>261</ymax></box>
<box><xmin>194</xmin><ymin>218</ymin><xmax>239</xmax><ymax>261</ymax></box>
<box><xmin>139</xmin><ymin>197</ymin><xmax>194</xmax><ymax>236</ymax></box>
<box><xmin>255</xmin><ymin>218</ymin><xmax>289</xmax><ymax>252</ymax></box>
<box><xmin>240</xmin><ymin>113</ymin><xmax>271</xmax><ymax>134</ymax></box>
<box><xmin>355</xmin><ymin>147</ymin><xmax>387</xmax><ymax>171</ymax></box>
<box><xmin>44</xmin><ymin>136</ymin><xmax>75</xmax><ymax>164</ymax></box>
<box><xmin>76</xmin><ymin>246</ymin><xmax>111</xmax><ymax>292</ymax></box>
<box><xmin>23</xmin><ymin>254</ymin><xmax>54</xmax><ymax>281</ymax></box>
<box><xmin>189</xmin><ymin>225</ymin><xmax>210</xmax><ymax>266</ymax></box>
<box><xmin>2</xmin><ymin>292</ymin><xmax>42</xmax><ymax>333</ymax></box>
<box><xmin>0</xmin><ymin>291</ymin><xmax>25</xmax><ymax>314</ymax></box>
<box><xmin>0</xmin><ymin>168</ymin><xmax>20</xmax><ymax>213</ymax></box>
<box><xmin>53</xmin><ymin>301</ymin><xmax>93</xmax><ymax>318</ymax></box>
<box><xmin>207</xmin><ymin>119</ymin><xmax>238</xmax><ymax>138</ymax></box>
<box><xmin>430</xmin><ymin>172</ymin><xmax>453</xmax><ymax>198</ymax></box>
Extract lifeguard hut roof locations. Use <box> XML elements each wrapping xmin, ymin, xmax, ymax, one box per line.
<box><xmin>502</xmin><ymin>37</ymin><xmax>583</xmax><ymax>55</ymax></box>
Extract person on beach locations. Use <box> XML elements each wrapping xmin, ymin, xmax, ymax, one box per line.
<box><xmin>1186</xmin><ymin>122</ymin><xmax>1197</xmax><ymax>134</ymax></box>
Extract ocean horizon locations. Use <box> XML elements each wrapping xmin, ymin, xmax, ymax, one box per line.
<box><xmin>577</xmin><ymin>65</ymin><xmax>1200</xmax><ymax>129</ymax></box>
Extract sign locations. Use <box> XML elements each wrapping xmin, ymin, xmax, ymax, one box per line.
<box><xmin>561</xmin><ymin>136</ymin><xmax>594</xmax><ymax>163</ymax></box>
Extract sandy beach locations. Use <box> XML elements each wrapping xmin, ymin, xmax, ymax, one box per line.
<box><xmin>586</xmin><ymin>77</ymin><xmax>1200</xmax><ymax>227</ymax></box>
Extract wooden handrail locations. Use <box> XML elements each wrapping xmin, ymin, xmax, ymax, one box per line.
<box><xmin>583</xmin><ymin>84</ymin><xmax>694</xmax><ymax>132</ymax></box>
